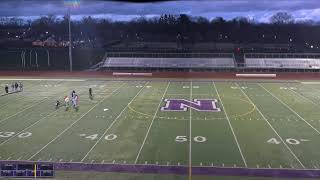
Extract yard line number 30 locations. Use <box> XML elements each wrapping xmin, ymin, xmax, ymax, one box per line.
<box><xmin>0</xmin><ymin>131</ymin><xmax>32</xmax><ymax>138</ymax></box>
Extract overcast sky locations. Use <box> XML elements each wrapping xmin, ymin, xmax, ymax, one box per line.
<box><xmin>0</xmin><ymin>0</ymin><xmax>320</xmax><ymax>22</ymax></box>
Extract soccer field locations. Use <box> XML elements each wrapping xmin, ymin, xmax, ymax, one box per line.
<box><xmin>1</xmin><ymin>78</ymin><xmax>320</xmax><ymax>179</ymax></box>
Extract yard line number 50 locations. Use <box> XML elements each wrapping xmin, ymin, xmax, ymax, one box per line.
<box><xmin>175</xmin><ymin>136</ymin><xmax>207</xmax><ymax>143</ymax></box>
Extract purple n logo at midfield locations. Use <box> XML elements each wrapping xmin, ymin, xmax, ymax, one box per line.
<box><xmin>161</xmin><ymin>99</ymin><xmax>221</xmax><ymax>112</ymax></box>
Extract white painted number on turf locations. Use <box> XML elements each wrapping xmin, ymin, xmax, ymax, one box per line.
<box><xmin>80</xmin><ymin>133</ymin><xmax>117</xmax><ymax>141</ymax></box>
<box><xmin>267</xmin><ymin>138</ymin><xmax>281</xmax><ymax>145</ymax></box>
<box><xmin>0</xmin><ymin>132</ymin><xmax>32</xmax><ymax>138</ymax></box>
<box><xmin>104</xmin><ymin>134</ymin><xmax>117</xmax><ymax>141</ymax></box>
<box><xmin>175</xmin><ymin>136</ymin><xmax>188</xmax><ymax>142</ymax></box>
<box><xmin>17</xmin><ymin>132</ymin><xmax>32</xmax><ymax>138</ymax></box>
<box><xmin>193</xmin><ymin>136</ymin><xmax>207</xmax><ymax>143</ymax></box>
<box><xmin>0</xmin><ymin>132</ymin><xmax>15</xmax><ymax>138</ymax></box>
<box><xmin>175</xmin><ymin>136</ymin><xmax>207</xmax><ymax>143</ymax></box>
<box><xmin>286</xmin><ymin>138</ymin><xmax>300</xmax><ymax>145</ymax></box>
<box><xmin>85</xmin><ymin>134</ymin><xmax>98</xmax><ymax>140</ymax></box>
<box><xmin>267</xmin><ymin>138</ymin><xmax>305</xmax><ymax>145</ymax></box>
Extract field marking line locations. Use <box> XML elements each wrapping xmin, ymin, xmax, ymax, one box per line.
<box><xmin>259</xmin><ymin>84</ymin><xmax>320</xmax><ymax>135</ymax></box>
<box><xmin>0</xmin><ymin>80</ymin><xmax>76</xmax><ymax>124</ymax></box>
<box><xmin>0</xmin><ymin>109</ymin><xmax>58</xmax><ymax>146</ymax></box>
<box><xmin>0</xmin><ymin>88</ymin><xmax>91</xmax><ymax>146</ymax></box>
<box><xmin>0</xmin><ymin>78</ymin><xmax>85</xmax><ymax>81</ymax></box>
<box><xmin>212</xmin><ymin>82</ymin><xmax>248</xmax><ymax>168</ymax></box>
<box><xmin>236</xmin><ymin>83</ymin><xmax>305</xmax><ymax>169</ymax></box>
<box><xmin>0</xmin><ymin>98</ymin><xmax>49</xmax><ymax>124</ymax></box>
<box><xmin>134</xmin><ymin>82</ymin><xmax>170</xmax><ymax>164</ymax></box>
<box><xmin>27</xmin><ymin>83</ymin><xmax>126</xmax><ymax>161</ymax></box>
<box><xmin>0</xmin><ymin>96</ymin><xmax>27</xmax><ymax>109</ymax></box>
<box><xmin>189</xmin><ymin>81</ymin><xmax>193</xmax><ymax>180</ymax></box>
<box><xmin>80</xmin><ymin>82</ymin><xmax>148</xmax><ymax>162</ymax></box>
<box><xmin>287</xmin><ymin>87</ymin><xmax>318</xmax><ymax>106</ymax></box>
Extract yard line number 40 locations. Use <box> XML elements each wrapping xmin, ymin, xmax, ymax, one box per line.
<box><xmin>80</xmin><ymin>134</ymin><xmax>117</xmax><ymax>141</ymax></box>
<box><xmin>267</xmin><ymin>138</ymin><xmax>310</xmax><ymax>145</ymax></box>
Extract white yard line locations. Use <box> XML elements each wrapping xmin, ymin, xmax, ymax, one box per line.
<box><xmin>27</xmin><ymin>83</ymin><xmax>126</xmax><ymax>160</ymax></box>
<box><xmin>0</xmin><ymin>80</ymin><xmax>72</xmax><ymax>123</ymax></box>
<box><xmin>212</xmin><ymin>82</ymin><xmax>247</xmax><ymax>168</ymax></box>
<box><xmin>236</xmin><ymin>83</ymin><xmax>305</xmax><ymax>169</ymax></box>
<box><xmin>189</xmin><ymin>81</ymin><xmax>193</xmax><ymax>180</ymax></box>
<box><xmin>0</xmin><ymin>98</ymin><xmax>48</xmax><ymax>124</ymax></box>
<box><xmin>0</xmin><ymin>109</ymin><xmax>58</xmax><ymax>146</ymax></box>
<box><xmin>288</xmin><ymin>88</ymin><xmax>317</xmax><ymax>106</ymax></box>
<box><xmin>80</xmin><ymin>82</ymin><xmax>148</xmax><ymax>162</ymax></box>
<box><xmin>134</xmin><ymin>82</ymin><xmax>170</xmax><ymax>163</ymax></box>
<box><xmin>259</xmin><ymin>84</ymin><xmax>320</xmax><ymax>135</ymax></box>
<box><xmin>0</xmin><ymin>96</ymin><xmax>27</xmax><ymax>109</ymax></box>
<box><xmin>0</xmin><ymin>88</ymin><xmax>90</xmax><ymax>146</ymax></box>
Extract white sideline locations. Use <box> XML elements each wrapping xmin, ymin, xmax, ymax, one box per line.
<box><xmin>0</xmin><ymin>78</ymin><xmax>85</xmax><ymax>81</ymax></box>
<box><xmin>134</xmin><ymin>82</ymin><xmax>170</xmax><ymax>163</ymax></box>
<box><xmin>301</xmin><ymin>82</ymin><xmax>320</xmax><ymax>84</ymax></box>
<box><xmin>259</xmin><ymin>84</ymin><xmax>320</xmax><ymax>135</ymax></box>
<box><xmin>80</xmin><ymin>82</ymin><xmax>148</xmax><ymax>162</ymax></box>
<box><xmin>236</xmin><ymin>83</ymin><xmax>305</xmax><ymax>168</ymax></box>
<box><xmin>27</xmin><ymin>83</ymin><xmax>126</xmax><ymax>160</ymax></box>
<box><xmin>212</xmin><ymin>82</ymin><xmax>248</xmax><ymax>167</ymax></box>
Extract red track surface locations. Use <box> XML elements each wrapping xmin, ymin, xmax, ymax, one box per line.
<box><xmin>0</xmin><ymin>71</ymin><xmax>320</xmax><ymax>80</ymax></box>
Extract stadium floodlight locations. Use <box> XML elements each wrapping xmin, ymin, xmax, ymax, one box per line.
<box><xmin>64</xmin><ymin>0</ymin><xmax>80</xmax><ymax>72</ymax></box>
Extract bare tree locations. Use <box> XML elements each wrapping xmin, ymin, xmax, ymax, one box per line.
<box><xmin>270</xmin><ymin>12</ymin><xmax>294</xmax><ymax>24</ymax></box>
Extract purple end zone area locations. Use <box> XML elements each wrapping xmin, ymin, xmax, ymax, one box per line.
<box><xmin>1</xmin><ymin>160</ymin><xmax>320</xmax><ymax>178</ymax></box>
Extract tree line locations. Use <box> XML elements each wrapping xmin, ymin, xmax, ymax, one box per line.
<box><xmin>0</xmin><ymin>12</ymin><xmax>319</xmax><ymax>46</ymax></box>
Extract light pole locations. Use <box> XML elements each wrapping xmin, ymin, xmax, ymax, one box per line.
<box><xmin>68</xmin><ymin>7</ymin><xmax>73</xmax><ymax>72</ymax></box>
<box><xmin>64</xmin><ymin>0</ymin><xmax>80</xmax><ymax>72</ymax></box>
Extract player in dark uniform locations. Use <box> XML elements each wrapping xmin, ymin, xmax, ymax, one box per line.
<box><xmin>89</xmin><ymin>88</ymin><xmax>93</xmax><ymax>100</ymax></box>
<box><xmin>71</xmin><ymin>90</ymin><xmax>76</xmax><ymax>99</ymax></box>
<box><xmin>55</xmin><ymin>100</ymin><xmax>60</xmax><ymax>109</ymax></box>
<box><xmin>11</xmin><ymin>84</ymin><xmax>14</xmax><ymax>92</ymax></box>
<box><xmin>5</xmin><ymin>84</ymin><xmax>9</xmax><ymax>93</ymax></box>
<box><xmin>14</xmin><ymin>82</ymin><xmax>18</xmax><ymax>91</ymax></box>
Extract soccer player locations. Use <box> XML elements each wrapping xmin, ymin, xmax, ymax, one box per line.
<box><xmin>64</xmin><ymin>96</ymin><xmax>70</xmax><ymax>111</ymax></box>
<box><xmin>14</xmin><ymin>82</ymin><xmax>18</xmax><ymax>91</ymax></box>
<box><xmin>89</xmin><ymin>88</ymin><xmax>93</xmax><ymax>100</ymax></box>
<box><xmin>71</xmin><ymin>90</ymin><xmax>76</xmax><ymax>99</ymax></box>
<box><xmin>55</xmin><ymin>100</ymin><xmax>60</xmax><ymax>109</ymax></box>
<box><xmin>5</xmin><ymin>84</ymin><xmax>9</xmax><ymax>93</ymax></box>
<box><xmin>19</xmin><ymin>82</ymin><xmax>23</xmax><ymax>92</ymax></box>
<box><xmin>11</xmin><ymin>84</ymin><xmax>14</xmax><ymax>92</ymax></box>
<box><xmin>73</xmin><ymin>94</ymin><xmax>79</xmax><ymax>111</ymax></box>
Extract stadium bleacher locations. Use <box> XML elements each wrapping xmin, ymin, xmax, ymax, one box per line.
<box><xmin>102</xmin><ymin>57</ymin><xmax>235</xmax><ymax>68</ymax></box>
<box><xmin>98</xmin><ymin>52</ymin><xmax>236</xmax><ymax>70</ymax></box>
<box><xmin>245</xmin><ymin>53</ymin><xmax>320</xmax><ymax>69</ymax></box>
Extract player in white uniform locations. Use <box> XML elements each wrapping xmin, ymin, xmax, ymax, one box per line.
<box><xmin>64</xmin><ymin>96</ymin><xmax>70</xmax><ymax>111</ymax></box>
